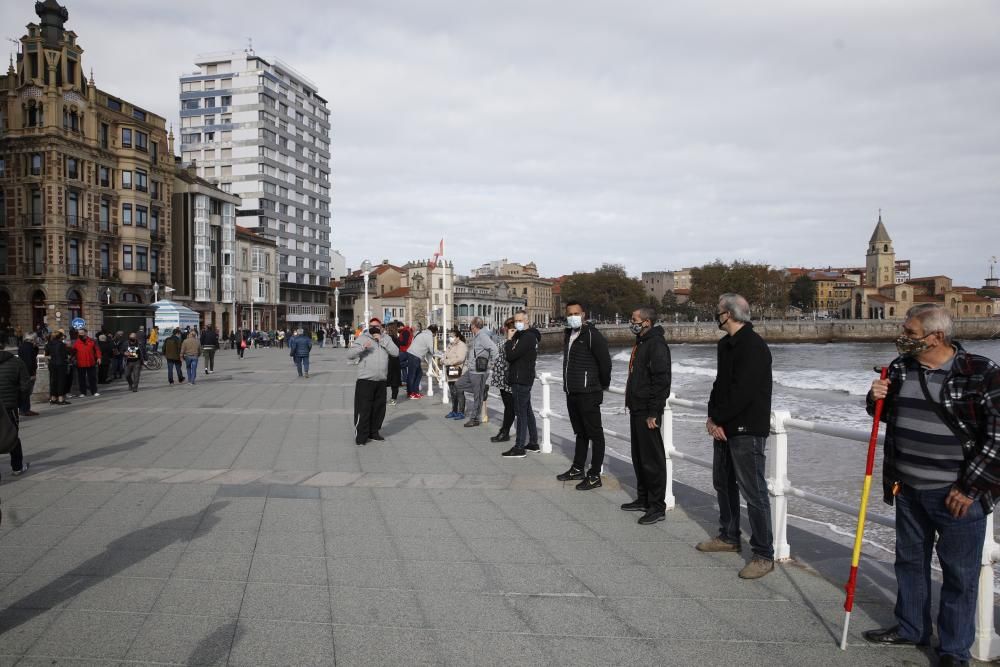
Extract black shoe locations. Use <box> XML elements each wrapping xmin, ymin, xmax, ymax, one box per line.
<box><xmin>490</xmin><ymin>432</ymin><xmax>510</xmax><ymax>443</ymax></box>
<box><xmin>556</xmin><ymin>467</ymin><xmax>585</xmax><ymax>482</ymax></box>
<box><xmin>939</xmin><ymin>656</ymin><xmax>970</xmax><ymax>667</ymax></box>
<box><xmin>637</xmin><ymin>511</ymin><xmax>665</xmax><ymax>525</ymax></box>
<box><xmin>620</xmin><ymin>500</ymin><xmax>648</xmax><ymax>512</ymax></box>
<box><xmin>464</xmin><ymin>420</ymin><xmax>480</xmax><ymax>428</ymax></box>
<box><xmin>356</xmin><ymin>439</ymin><xmax>368</xmax><ymax>446</ymax></box>
<box><xmin>524</xmin><ymin>443</ymin><xmax>540</xmax><ymax>453</ymax></box>
<box><xmin>501</xmin><ymin>446</ymin><xmax>526</xmax><ymax>458</ymax></box>
<box><xmin>369</xmin><ymin>433</ymin><xmax>385</xmax><ymax>441</ymax></box>
<box><xmin>12</xmin><ymin>462</ymin><xmax>30</xmax><ymax>477</ymax></box>
<box><xmin>576</xmin><ymin>475</ymin><xmax>602</xmax><ymax>490</ymax></box>
<box><xmin>862</xmin><ymin>626</ymin><xmax>920</xmax><ymax>646</ymax></box>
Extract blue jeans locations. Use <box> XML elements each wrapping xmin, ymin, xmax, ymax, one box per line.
<box><xmin>405</xmin><ymin>354</ymin><xmax>423</xmax><ymax>395</ymax></box>
<box><xmin>893</xmin><ymin>484</ymin><xmax>986</xmax><ymax>661</ymax></box>
<box><xmin>185</xmin><ymin>357</ymin><xmax>199</xmax><ymax>383</ymax></box>
<box><xmin>712</xmin><ymin>435</ymin><xmax>774</xmax><ymax>560</ymax></box>
<box><xmin>511</xmin><ymin>383</ymin><xmax>537</xmax><ymax>448</ymax></box>
<box><xmin>294</xmin><ymin>355</ymin><xmax>310</xmax><ymax>376</ymax></box>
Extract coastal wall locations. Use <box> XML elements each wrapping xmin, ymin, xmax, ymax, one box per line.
<box><xmin>537</xmin><ymin>319</ymin><xmax>1000</xmax><ymax>352</ymax></box>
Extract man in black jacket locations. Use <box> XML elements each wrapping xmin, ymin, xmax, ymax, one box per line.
<box><xmin>0</xmin><ymin>345</ymin><xmax>34</xmax><ymax>483</ymax></box>
<box><xmin>556</xmin><ymin>301</ymin><xmax>612</xmax><ymax>490</ymax></box>
<box><xmin>17</xmin><ymin>335</ymin><xmax>39</xmax><ymax>416</ymax></box>
<box><xmin>501</xmin><ymin>311</ymin><xmax>542</xmax><ymax>458</ymax></box>
<box><xmin>621</xmin><ymin>307</ymin><xmax>672</xmax><ymax>525</ymax></box>
<box><xmin>200</xmin><ymin>327</ymin><xmax>220</xmax><ymax>374</ymax></box>
<box><xmin>698</xmin><ymin>293</ymin><xmax>775</xmax><ymax>580</ymax></box>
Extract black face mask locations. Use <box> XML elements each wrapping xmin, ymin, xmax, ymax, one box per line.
<box><xmin>715</xmin><ymin>313</ymin><xmax>728</xmax><ymax>330</ymax></box>
<box><xmin>369</xmin><ymin>327</ymin><xmax>381</xmax><ymax>336</ymax></box>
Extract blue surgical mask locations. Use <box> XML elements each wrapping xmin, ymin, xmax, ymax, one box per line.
<box><xmin>514</xmin><ymin>322</ymin><xmax>526</xmax><ymax>332</ymax></box>
<box><xmin>566</xmin><ymin>315</ymin><xmax>583</xmax><ymax>329</ymax></box>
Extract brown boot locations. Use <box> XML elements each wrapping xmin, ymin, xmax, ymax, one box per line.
<box><xmin>695</xmin><ymin>536</ymin><xmax>741</xmax><ymax>553</ymax></box>
<box><xmin>738</xmin><ymin>557</ymin><xmax>774</xmax><ymax>579</ymax></box>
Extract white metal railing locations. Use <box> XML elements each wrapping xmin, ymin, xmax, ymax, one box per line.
<box><xmin>526</xmin><ymin>371</ymin><xmax>1000</xmax><ymax>661</ymax></box>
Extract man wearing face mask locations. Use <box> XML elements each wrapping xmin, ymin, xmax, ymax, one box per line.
<box><xmin>455</xmin><ymin>317</ymin><xmax>496</xmax><ymax>429</ymax></box>
<box><xmin>501</xmin><ymin>311</ymin><xmax>542</xmax><ymax>457</ymax></box>
<box><xmin>556</xmin><ymin>301</ymin><xmax>612</xmax><ymax>489</ymax></box>
<box><xmin>621</xmin><ymin>307</ymin><xmax>672</xmax><ymax>523</ymax></box>
<box><xmin>863</xmin><ymin>305</ymin><xmax>1000</xmax><ymax>667</ymax></box>
<box><xmin>698</xmin><ymin>293</ymin><xmax>774</xmax><ymax>580</ymax></box>
<box><xmin>347</xmin><ymin>317</ymin><xmax>399</xmax><ymax>445</ymax></box>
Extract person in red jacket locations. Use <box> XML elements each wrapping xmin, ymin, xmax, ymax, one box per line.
<box><xmin>72</xmin><ymin>328</ymin><xmax>102</xmax><ymax>397</ymax></box>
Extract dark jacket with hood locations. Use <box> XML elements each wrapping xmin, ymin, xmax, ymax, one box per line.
<box><xmin>562</xmin><ymin>322</ymin><xmax>612</xmax><ymax>394</ymax></box>
<box><xmin>625</xmin><ymin>325</ymin><xmax>672</xmax><ymax>417</ymax></box>
<box><xmin>708</xmin><ymin>322</ymin><xmax>772</xmax><ymax>438</ymax></box>
<box><xmin>0</xmin><ymin>350</ymin><xmax>32</xmax><ymax>411</ymax></box>
<box><xmin>504</xmin><ymin>326</ymin><xmax>541</xmax><ymax>387</ymax></box>
<box><xmin>17</xmin><ymin>339</ymin><xmax>39</xmax><ymax>376</ymax></box>
<box><xmin>163</xmin><ymin>334</ymin><xmax>182</xmax><ymax>361</ymax></box>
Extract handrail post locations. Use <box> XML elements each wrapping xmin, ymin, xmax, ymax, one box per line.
<box><xmin>426</xmin><ymin>360</ymin><xmax>435</xmax><ymax>397</ymax></box>
<box><xmin>768</xmin><ymin>410</ymin><xmax>792</xmax><ymax>561</ymax></box>
<box><xmin>973</xmin><ymin>514</ymin><xmax>1000</xmax><ymax>661</ymax></box>
<box><xmin>540</xmin><ymin>372</ymin><xmax>552</xmax><ymax>453</ymax></box>
<box><xmin>662</xmin><ymin>394</ymin><xmax>676</xmax><ymax>510</ymax></box>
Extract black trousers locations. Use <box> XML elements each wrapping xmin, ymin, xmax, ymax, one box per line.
<box><xmin>5</xmin><ymin>408</ymin><xmax>24</xmax><ymax>473</ymax></box>
<box><xmin>568</xmin><ymin>392</ymin><xmax>606</xmax><ymax>476</ymax></box>
<box><xmin>496</xmin><ymin>389</ymin><xmax>514</xmax><ymax>435</ymax></box>
<box><xmin>77</xmin><ymin>366</ymin><xmax>98</xmax><ymax>396</ymax></box>
<box><xmin>354</xmin><ymin>379</ymin><xmax>387</xmax><ymax>443</ymax></box>
<box><xmin>387</xmin><ymin>357</ymin><xmax>401</xmax><ymax>400</ymax></box>
<box><xmin>630</xmin><ymin>412</ymin><xmax>667</xmax><ymax>513</ymax></box>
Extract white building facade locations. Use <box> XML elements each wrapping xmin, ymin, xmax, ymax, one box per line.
<box><xmin>178</xmin><ymin>50</ymin><xmax>331</xmax><ymax>326</ymax></box>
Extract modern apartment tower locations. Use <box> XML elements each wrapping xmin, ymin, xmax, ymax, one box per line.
<box><xmin>178</xmin><ymin>49</ymin><xmax>332</xmax><ymax>327</ymax></box>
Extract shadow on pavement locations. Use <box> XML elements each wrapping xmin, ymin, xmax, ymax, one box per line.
<box><xmin>382</xmin><ymin>412</ymin><xmax>428</xmax><ymax>436</ymax></box>
<box><xmin>34</xmin><ymin>437</ymin><xmax>153</xmax><ymax>469</ymax></box>
<box><xmin>0</xmin><ymin>502</ymin><xmax>225</xmax><ymax>635</ymax></box>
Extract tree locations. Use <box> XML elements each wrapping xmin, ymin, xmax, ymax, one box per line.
<box><xmin>788</xmin><ymin>275</ymin><xmax>817</xmax><ymax>311</ymax></box>
<box><xmin>660</xmin><ymin>290</ymin><xmax>697</xmax><ymax>322</ymax></box>
<box><xmin>689</xmin><ymin>260</ymin><xmax>790</xmax><ymax>318</ymax></box>
<box><xmin>561</xmin><ymin>265</ymin><xmax>654</xmax><ymax>321</ymax></box>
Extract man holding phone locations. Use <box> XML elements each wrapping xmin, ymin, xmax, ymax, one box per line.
<box><xmin>620</xmin><ymin>307</ymin><xmax>672</xmax><ymax>525</ymax></box>
<box><xmin>347</xmin><ymin>317</ymin><xmax>399</xmax><ymax>445</ymax></box>
<box><xmin>697</xmin><ymin>293</ymin><xmax>774</xmax><ymax>580</ymax></box>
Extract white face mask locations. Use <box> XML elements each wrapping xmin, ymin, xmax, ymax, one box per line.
<box><xmin>514</xmin><ymin>322</ymin><xmax>526</xmax><ymax>332</ymax></box>
<box><xmin>566</xmin><ymin>315</ymin><xmax>583</xmax><ymax>329</ymax></box>
<box><xmin>448</xmin><ymin>337</ymin><xmax>456</xmax><ymax>344</ymax></box>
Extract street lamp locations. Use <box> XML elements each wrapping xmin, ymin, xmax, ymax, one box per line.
<box><xmin>334</xmin><ymin>286</ymin><xmax>340</xmax><ymax>330</ymax></box>
<box><xmin>361</xmin><ymin>259</ymin><xmax>372</xmax><ymax>325</ymax></box>
<box><xmin>153</xmin><ymin>282</ymin><xmax>159</xmax><ymax>303</ymax></box>
<box><xmin>106</xmin><ymin>288</ymin><xmax>111</xmax><ymax>305</ymax></box>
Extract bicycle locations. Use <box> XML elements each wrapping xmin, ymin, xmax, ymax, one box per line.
<box><xmin>143</xmin><ymin>348</ymin><xmax>164</xmax><ymax>371</ymax></box>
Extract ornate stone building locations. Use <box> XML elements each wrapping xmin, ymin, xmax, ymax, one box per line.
<box><xmin>0</xmin><ymin>1</ymin><xmax>174</xmax><ymax>332</ymax></box>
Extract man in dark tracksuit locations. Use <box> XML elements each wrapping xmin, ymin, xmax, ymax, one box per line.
<box><xmin>698</xmin><ymin>292</ymin><xmax>774</xmax><ymax>580</ymax></box>
<box><xmin>621</xmin><ymin>307</ymin><xmax>672</xmax><ymax>525</ymax></box>
<box><xmin>0</xmin><ymin>347</ymin><xmax>33</xmax><ymax>485</ymax></box>
<box><xmin>501</xmin><ymin>312</ymin><xmax>541</xmax><ymax>458</ymax></box>
<box><xmin>556</xmin><ymin>301</ymin><xmax>612</xmax><ymax>490</ymax></box>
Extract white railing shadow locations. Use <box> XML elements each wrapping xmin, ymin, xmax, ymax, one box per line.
<box><xmin>528</xmin><ymin>371</ymin><xmax>1000</xmax><ymax>661</ymax></box>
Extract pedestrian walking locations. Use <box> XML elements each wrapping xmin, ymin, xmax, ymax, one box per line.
<box><xmin>696</xmin><ymin>293</ymin><xmax>774</xmax><ymax>579</ymax></box>
<box><xmin>16</xmin><ymin>335</ymin><xmax>39</xmax><ymax>417</ymax></box>
<box><xmin>96</xmin><ymin>334</ymin><xmax>114</xmax><ymax>384</ymax></box>
<box><xmin>181</xmin><ymin>331</ymin><xmax>202</xmax><ymax>384</ymax></box>
<box><xmin>0</xmin><ymin>342</ymin><xmax>33</xmax><ymax>489</ymax></box>
<box><xmin>112</xmin><ymin>330</ymin><xmax>126</xmax><ymax>380</ymax></box>
<box><xmin>289</xmin><ymin>328</ymin><xmax>313</xmax><ymax>378</ymax></box>
<box><xmin>124</xmin><ymin>333</ymin><xmax>145</xmax><ymax>392</ymax></box>
<box><xmin>163</xmin><ymin>328</ymin><xmax>185</xmax><ymax>384</ymax></box>
<box><xmin>386</xmin><ymin>322</ymin><xmax>403</xmax><ymax>406</ymax></box>
<box><xmin>200</xmin><ymin>327</ymin><xmax>219</xmax><ymax>374</ymax></box>
<box><xmin>620</xmin><ymin>306</ymin><xmax>672</xmax><ymax>526</ymax></box>
<box><xmin>317</xmin><ymin>327</ymin><xmax>325</xmax><ymax>348</ymax></box>
<box><xmin>443</xmin><ymin>328</ymin><xmax>468</xmax><ymax>419</ymax></box>
<box><xmin>862</xmin><ymin>304</ymin><xmax>1000</xmax><ymax>666</ymax></box>
<box><xmin>44</xmin><ymin>331</ymin><xmax>71</xmax><ymax>405</ymax></box>
<box><xmin>556</xmin><ymin>301</ymin><xmax>612</xmax><ymax>489</ymax></box>
<box><xmin>396</xmin><ymin>323</ymin><xmax>414</xmax><ymax>388</ymax></box>
<box><xmin>347</xmin><ymin>318</ymin><xmax>399</xmax><ymax>445</ymax></box>
<box><xmin>455</xmin><ymin>317</ymin><xmax>496</xmax><ymax>429</ymax></box>
<box><xmin>500</xmin><ymin>311</ymin><xmax>541</xmax><ymax>457</ymax></box>
<box><xmin>488</xmin><ymin>318</ymin><xmax>516</xmax><ymax>443</ymax></box>
<box><xmin>72</xmin><ymin>328</ymin><xmax>101</xmax><ymax>397</ymax></box>
<box><xmin>405</xmin><ymin>325</ymin><xmax>438</xmax><ymax>399</ymax></box>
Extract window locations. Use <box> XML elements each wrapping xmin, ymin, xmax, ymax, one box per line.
<box><xmin>136</xmin><ymin>245</ymin><xmax>148</xmax><ymax>271</ymax></box>
<box><xmin>68</xmin><ymin>238</ymin><xmax>79</xmax><ymax>275</ymax></box>
<box><xmin>132</xmin><ymin>108</ymin><xmax>147</xmax><ymax>121</ymax></box>
<box><xmin>182</xmin><ymin>99</ymin><xmax>200</xmax><ymax>110</ymax></box>
<box><xmin>181</xmin><ymin>81</ymin><xmax>202</xmax><ymax>92</ymax></box>
<box><xmin>221</xmin><ymin>78</ymin><xmax>232</xmax><ymax>89</ymax></box>
<box><xmin>99</xmin><ymin>165</ymin><xmax>111</xmax><ymax>187</ymax></box>
<box><xmin>122</xmin><ymin>203</ymin><xmax>132</xmax><ymax>225</ymax></box>
<box><xmin>100</xmin><ymin>199</ymin><xmax>110</xmax><ymax>229</ymax></box>
<box><xmin>135</xmin><ymin>170</ymin><xmax>148</xmax><ymax>192</ymax></box>
<box><xmin>204</xmin><ymin>131</ymin><xmax>215</xmax><ymax>141</ymax></box>
<box><xmin>122</xmin><ymin>128</ymin><xmax>132</xmax><ymax>148</ymax></box>
<box><xmin>221</xmin><ymin>113</ymin><xmax>231</xmax><ymax>124</ymax></box>
<box><xmin>122</xmin><ymin>170</ymin><xmax>132</xmax><ymax>189</ymax></box>
<box><xmin>151</xmin><ymin>248</ymin><xmax>159</xmax><ymax>274</ymax></box>
<box><xmin>221</xmin><ymin>95</ymin><xmax>232</xmax><ymax>106</ymax></box>
<box><xmin>123</xmin><ymin>244</ymin><xmax>133</xmax><ymax>269</ymax></box>
<box><xmin>204</xmin><ymin>97</ymin><xmax>215</xmax><ymax>108</ymax></box>
<box><xmin>181</xmin><ymin>133</ymin><xmax>201</xmax><ymax>144</ymax></box>
<box><xmin>65</xmin><ymin>157</ymin><xmax>78</xmax><ymax>179</ymax></box>
<box><xmin>136</xmin><ymin>206</ymin><xmax>148</xmax><ymax>227</ymax></box>
<box><xmin>221</xmin><ymin>148</ymin><xmax>232</xmax><ymax>159</ymax></box>
<box><xmin>204</xmin><ymin>79</ymin><xmax>216</xmax><ymax>90</ymax></box>
<box><xmin>135</xmin><ymin>131</ymin><xmax>148</xmax><ymax>151</ymax></box>
<box><xmin>151</xmin><ymin>180</ymin><xmax>160</xmax><ymax>200</ymax></box>
<box><xmin>150</xmin><ymin>208</ymin><xmax>159</xmax><ymax>232</ymax></box>
<box><xmin>100</xmin><ymin>123</ymin><xmax>109</xmax><ymax>148</ymax></box>
<box><xmin>66</xmin><ymin>190</ymin><xmax>79</xmax><ymax>225</ymax></box>
<box><xmin>203</xmin><ymin>115</ymin><xmax>215</xmax><ymax>126</ymax></box>
<box><xmin>152</xmin><ymin>141</ymin><xmax>158</xmax><ymax>162</ymax></box>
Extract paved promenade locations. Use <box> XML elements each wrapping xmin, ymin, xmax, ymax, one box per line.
<box><xmin>0</xmin><ymin>345</ymin><xmax>938</xmax><ymax>665</ymax></box>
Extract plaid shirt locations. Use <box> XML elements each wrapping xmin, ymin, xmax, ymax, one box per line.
<box><xmin>870</xmin><ymin>343</ymin><xmax>1000</xmax><ymax>508</ymax></box>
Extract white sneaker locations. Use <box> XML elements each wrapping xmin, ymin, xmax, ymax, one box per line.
<box><xmin>93</xmin><ymin>393</ymin><xmax>101</xmax><ymax>397</ymax></box>
<box><xmin>389</xmin><ymin>399</ymin><xmax>397</xmax><ymax>406</ymax></box>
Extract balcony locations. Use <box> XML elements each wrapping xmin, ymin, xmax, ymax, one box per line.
<box><xmin>21</xmin><ymin>262</ymin><xmax>45</xmax><ymax>277</ymax></box>
<box><xmin>98</xmin><ymin>266</ymin><xmax>114</xmax><ymax>280</ymax></box>
<box><xmin>66</xmin><ymin>214</ymin><xmax>82</xmax><ymax>229</ymax></box>
<box><xmin>21</xmin><ymin>213</ymin><xmax>44</xmax><ymax>227</ymax></box>
<box><xmin>98</xmin><ymin>221</ymin><xmax>119</xmax><ymax>236</ymax></box>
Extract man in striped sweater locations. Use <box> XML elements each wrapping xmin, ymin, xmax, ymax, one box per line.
<box><xmin>864</xmin><ymin>304</ymin><xmax>1000</xmax><ymax>667</ymax></box>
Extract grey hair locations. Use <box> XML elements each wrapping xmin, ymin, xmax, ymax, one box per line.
<box><xmin>718</xmin><ymin>293</ymin><xmax>751</xmax><ymax>322</ymax></box>
<box><xmin>906</xmin><ymin>304</ymin><xmax>953</xmax><ymax>341</ymax></box>
<box><xmin>634</xmin><ymin>306</ymin><xmax>657</xmax><ymax>323</ymax></box>
<box><xmin>470</xmin><ymin>317</ymin><xmax>485</xmax><ymax>330</ymax></box>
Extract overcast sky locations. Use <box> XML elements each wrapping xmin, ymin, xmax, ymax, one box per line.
<box><xmin>5</xmin><ymin>1</ymin><xmax>999</xmax><ymax>285</ymax></box>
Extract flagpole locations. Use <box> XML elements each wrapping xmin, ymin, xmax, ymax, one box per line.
<box><xmin>440</xmin><ymin>240</ymin><xmax>449</xmax><ymax>405</ymax></box>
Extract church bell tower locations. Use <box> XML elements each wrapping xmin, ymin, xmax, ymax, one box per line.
<box><xmin>865</xmin><ymin>211</ymin><xmax>895</xmax><ymax>287</ymax></box>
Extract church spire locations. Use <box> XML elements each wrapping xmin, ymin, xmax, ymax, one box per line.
<box><xmin>869</xmin><ymin>210</ymin><xmax>891</xmax><ymax>245</ymax></box>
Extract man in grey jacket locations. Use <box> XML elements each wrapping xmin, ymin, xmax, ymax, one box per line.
<box><xmin>455</xmin><ymin>317</ymin><xmax>497</xmax><ymax>428</ymax></box>
<box><xmin>404</xmin><ymin>325</ymin><xmax>438</xmax><ymax>399</ymax></box>
<box><xmin>347</xmin><ymin>317</ymin><xmax>399</xmax><ymax>445</ymax></box>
